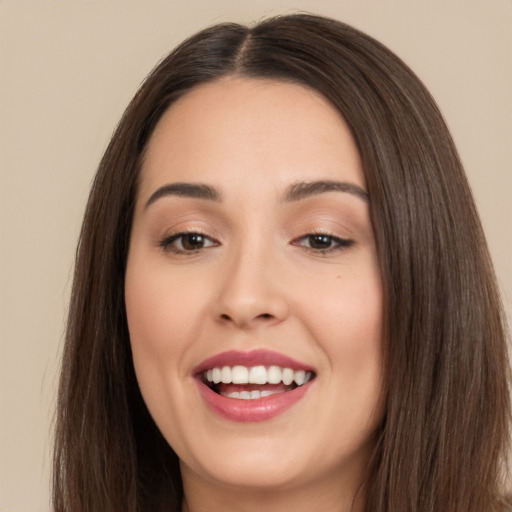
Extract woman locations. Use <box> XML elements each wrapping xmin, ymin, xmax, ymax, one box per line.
<box><xmin>52</xmin><ymin>13</ymin><xmax>511</xmax><ymax>512</ymax></box>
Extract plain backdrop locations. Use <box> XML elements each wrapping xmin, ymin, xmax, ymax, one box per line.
<box><xmin>1</xmin><ymin>1</ymin><xmax>511</xmax><ymax>511</ymax></box>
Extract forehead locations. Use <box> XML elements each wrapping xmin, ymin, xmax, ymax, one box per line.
<box><xmin>139</xmin><ymin>77</ymin><xmax>365</xmax><ymax>198</ymax></box>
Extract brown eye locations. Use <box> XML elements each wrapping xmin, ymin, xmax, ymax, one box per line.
<box><xmin>181</xmin><ymin>233</ymin><xmax>208</xmax><ymax>250</ymax></box>
<box><xmin>307</xmin><ymin>234</ymin><xmax>335</xmax><ymax>250</ymax></box>
<box><xmin>160</xmin><ymin>232</ymin><xmax>217</xmax><ymax>253</ymax></box>
<box><xmin>292</xmin><ymin>233</ymin><xmax>354</xmax><ymax>253</ymax></box>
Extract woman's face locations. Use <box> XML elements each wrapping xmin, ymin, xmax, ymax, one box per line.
<box><xmin>125</xmin><ymin>78</ymin><xmax>384</xmax><ymax>496</ymax></box>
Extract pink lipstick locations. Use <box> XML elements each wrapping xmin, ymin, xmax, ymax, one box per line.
<box><xmin>193</xmin><ymin>349</ymin><xmax>315</xmax><ymax>422</ymax></box>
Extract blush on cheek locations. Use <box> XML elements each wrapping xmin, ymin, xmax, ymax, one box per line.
<box><xmin>125</xmin><ymin>275</ymin><xmax>209</xmax><ymax>379</ymax></box>
<box><xmin>317</xmin><ymin>283</ymin><xmax>383</xmax><ymax>371</ymax></box>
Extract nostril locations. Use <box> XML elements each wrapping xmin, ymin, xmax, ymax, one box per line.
<box><xmin>219</xmin><ymin>312</ymin><xmax>273</xmax><ymax>322</ymax></box>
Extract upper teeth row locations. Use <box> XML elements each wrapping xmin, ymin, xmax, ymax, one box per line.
<box><xmin>205</xmin><ymin>365</ymin><xmax>312</xmax><ymax>386</ymax></box>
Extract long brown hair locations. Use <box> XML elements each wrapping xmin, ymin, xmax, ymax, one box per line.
<box><xmin>53</xmin><ymin>13</ymin><xmax>511</xmax><ymax>512</ymax></box>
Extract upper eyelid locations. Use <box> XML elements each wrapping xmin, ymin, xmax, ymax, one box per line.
<box><xmin>158</xmin><ymin>228</ymin><xmax>352</xmax><ymax>242</ymax></box>
<box><xmin>148</xmin><ymin>203</ymin><xmax>360</xmax><ymax>239</ymax></box>
<box><xmin>157</xmin><ymin>222</ymin><xmax>222</xmax><ymax>241</ymax></box>
<box><xmin>292</xmin><ymin>233</ymin><xmax>354</xmax><ymax>246</ymax></box>
<box><xmin>158</xmin><ymin>232</ymin><xmax>219</xmax><ymax>255</ymax></box>
<box><xmin>284</xmin><ymin>210</ymin><xmax>358</xmax><ymax>236</ymax></box>
<box><xmin>292</xmin><ymin>228</ymin><xmax>353</xmax><ymax>241</ymax></box>
<box><xmin>160</xmin><ymin>230</ymin><xmax>217</xmax><ymax>243</ymax></box>
<box><xmin>155</xmin><ymin>219</ymin><xmax>357</xmax><ymax>249</ymax></box>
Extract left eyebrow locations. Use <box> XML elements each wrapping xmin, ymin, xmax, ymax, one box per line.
<box><xmin>283</xmin><ymin>180</ymin><xmax>369</xmax><ymax>203</ymax></box>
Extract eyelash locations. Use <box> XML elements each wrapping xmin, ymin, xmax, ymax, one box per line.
<box><xmin>159</xmin><ymin>231</ymin><xmax>218</xmax><ymax>254</ymax></box>
<box><xmin>291</xmin><ymin>232</ymin><xmax>354</xmax><ymax>254</ymax></box>
<box><xmin>159</xmin><ymin>231</ymin><xmax>354</xmax><ymax>255</ymax></box>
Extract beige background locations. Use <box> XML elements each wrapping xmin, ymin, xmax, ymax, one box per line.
<box><xmin>1</xmin><ymin>1</ymin><xmax>510</xmax><ymax>511</ymax></box>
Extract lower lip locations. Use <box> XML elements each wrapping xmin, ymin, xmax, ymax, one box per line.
<box><xmin>196</xmin><ymin>380</ymin><xmax>313</xmax><ymax>422</ymax></box>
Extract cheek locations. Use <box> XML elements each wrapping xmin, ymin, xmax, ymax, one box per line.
<box><xmin>124</xmin><ymin>261</ymin><xmax>203</xmax><ymax>435</ymax></box>
<box><xmin>125</xmin><ymin>269</ymin><xmax>174</xmax><ymax>360</ymax></box>
<box><xmin>125</xmin><ymin>267</ymin><xmax>172</xmax><ymax>407</ymax></box>
<box><xmin>327</xmin><ymin>284</ymin><xmax>384</xmax><ymax>437</ymax></box>
<box><xmin>125</xmin><ymin>263</ymin><xmax>208</xmax><ymax>424</ymax></box>
<box><xmin>307</xmin><ymin>265</ymin><xmax>383</xmax><ymax>350</ymax></box>
<box><xmin>125</xmin><ymin>260</ymin><xmax>206</xmax><ymax>359</ymax></box>
<box><xmin>300</xmin><ymin>263</ymin><xmax>384</xmax><ymax>398</ymax></box>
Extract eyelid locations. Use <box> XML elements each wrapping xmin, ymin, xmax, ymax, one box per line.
<box><xmin>159</xmin><ymin>230</ymin><xmax>220</xmax><ymax>254</ymax></box>
<box><xmin>291</xmin><ymin>231</ymin><xmax>354</xmax><ymax>254</ymax></box>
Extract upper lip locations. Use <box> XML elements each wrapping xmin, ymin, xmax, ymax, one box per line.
<box><xmin>193</xmin><ymin>349</ymin><xmax>316</xmax><ymax>376</ymax></box>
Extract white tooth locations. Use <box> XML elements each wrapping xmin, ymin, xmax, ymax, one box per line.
<box><xmin>226</xmin><ymin>391</ymin><xmax>240</xmax><ymax>399</ymax></box>
<box><xmin>250</xmin><ymin>390</ymin><xmax>261</xmax><ymax>399</ymax></box>
<box><xmin>282</xmin><ymin>367</ymin><xmax>294</xmax><ymax>385</ymax></box>
<box><xmin>249</xmin><ymin>365</ymin><xmax>268</xmax><ymax>384</ymax></box>
<box><xmin>232</xmin><ymin>365</ymin><xmax>249</xmax><ymax>384</ymax></box>
<box><xmin>212</xmin><ymin>367</ymin><xmax>221</xmax><ymax>384</ymax></box>
<box><xmin>206</xmin><ymin>369</ymin><xmax>213</xmax><ymax>382</ymax></box>
<box><xmin>304</xmin><ymin>372</ymin><xmax>312</xmax><ymax>383</ymax></box>
<box><xmin>294</xmin><ymin>370</ymin><xmax>306</xmax><ymax>386</ymax></box>
<box><xmin>221</xmin><ymin>366</ymin><xmax>232</xmax><ymax>384</ymax></box>
<box><xmin>267</xmin><ymin>365</ymin><xmax>282</xmax><ymax>384</ymax></box>
<box><xmin>261</xmin><ymin>390</ymin><xmax>279</xmax><ymax>397</ymax></box>
<box><xmin>239</xmin><ymin>391</ymin><xmax>251</xmax><ymax>399</ymax></box>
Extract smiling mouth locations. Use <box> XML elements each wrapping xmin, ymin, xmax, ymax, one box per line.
<box><xmin>202</xmin><ymin>365</ymin><xmax>315</xmax><ymax>400</ymax></box>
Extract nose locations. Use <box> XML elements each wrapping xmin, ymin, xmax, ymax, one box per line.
<box><xmin>213</xmin><ymin>246</ymin><xmax>290</xmax><ymax>330</ymax></box>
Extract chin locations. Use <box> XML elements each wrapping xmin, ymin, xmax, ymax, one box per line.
<box><xmin>182</xmin><ymin>451</ymin><xmax>313</xmax><ymax>491</ymax></box>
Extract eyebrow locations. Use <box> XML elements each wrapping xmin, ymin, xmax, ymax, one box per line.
<box><xmin>144</xmin><ymin>182</ymin><xmax>221</xmax><ymax>209</ymax></box>
<box><xmin>283</xmin><ymin>180</ymin><xmax>369</xmax><ymax>203</ymax></box>
<box><xmin>144</xmin><ymin>178</ymin><xmax>369</xmax><ymax>210</ymax></box>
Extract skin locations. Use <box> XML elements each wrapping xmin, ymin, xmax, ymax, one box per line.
<box><xmin>125</xmin><ymin>77</ymin><xmax>385</xmax><ymax>512</ymax></box>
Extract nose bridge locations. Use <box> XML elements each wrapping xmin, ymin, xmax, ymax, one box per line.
<box><xmin>214</xmin><ymin>233</ymin><xmax>289</xmax><ymax>328</ymax></box>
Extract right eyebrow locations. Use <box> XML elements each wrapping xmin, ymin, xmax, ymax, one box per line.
<box><xmin>144</xmin><ymin>182</ymin><xmax>221</xmax><ymax>210</ymax></box>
